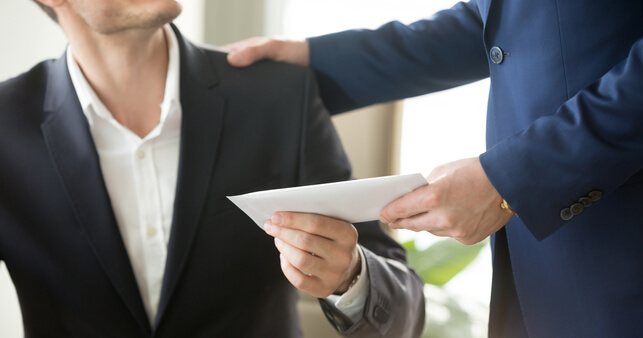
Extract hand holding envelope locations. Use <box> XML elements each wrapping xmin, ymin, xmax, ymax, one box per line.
<box><xmin>263</xmin><ymin>212</ymin><xmax>361</xmax><ymax>298</ymax></box>
<box><xmin>227</xmin><ymin>173</ymin><xmax>428</xmax><ymax>297</ymax></box>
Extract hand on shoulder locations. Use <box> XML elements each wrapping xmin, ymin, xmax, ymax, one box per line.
<box><xmin>224</xmin><ymin>37</ymin><xmax>310</xmax><ymax>68</ymax></box>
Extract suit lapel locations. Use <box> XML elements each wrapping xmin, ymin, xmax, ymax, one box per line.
<box><xmin>480</xmin><ymin>0</ymin><xmax>497</xmax><ymax>45</ymax></box>
<box><xmin>40</xmin><ymin>55</ymin><xmax>151</xmax><ymax>334</ymax></box>
<box><xmin>154</xmin><ymin>26</ymin><xmax>226</xmax><ymax>328</ymax></box>
<box><xmin>479</xmin><ymin>0</ymin><xmax>493</xmax><ymax>22</ymax></box>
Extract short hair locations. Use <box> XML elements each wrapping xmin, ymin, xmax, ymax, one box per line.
<box><xmin>32</xmin><ymin>1</ymin><xmax>58</xmax><ymax>23</ymax></box>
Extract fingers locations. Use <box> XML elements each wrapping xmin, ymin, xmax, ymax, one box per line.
<box><xmin>265</xmin><ymin>212</ymin><xmax>361</xmax><ymax>297</ymax></box>
<box><xmin>225</xmin><ymin>37</ymin><xmax>274</xmax><ymax>67</ymax></box>
<box><xmin>274</xmin><ymin>237</ymin><xmax>323</xmax><ymax>275</ymax></box>
<box><xmin>380</xmin><ymin>184</ymin><xmax>436</xmax><ymax>224</ymax></box>
<box><xmin>387</xmin><ymin>210</ymin><xmax>479</xmax><ymax>244</ymax></box>
<box><xmin>225</xmin><ymin>37</ymin><xmax>310</xmax><ymax>67</ymax></box>
<box><xmin>269</xmin><ymin>212</ymin><xmax>357</xmax><ymax>245</ymax></box>
<box><xmin>266</xmin><ymin>221</ymin><xmax>335</xmax><ymax>259</ymax></box>
<box><xmin>278</xmin><ymin>254</ymin><xmax>331</xmax><ymax>299</ymax></box>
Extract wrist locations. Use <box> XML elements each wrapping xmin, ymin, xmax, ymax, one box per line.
<box><xmin>334</xmin><ymin>247</ymin><xmax>362</xmax><ymax>294</ymax></box>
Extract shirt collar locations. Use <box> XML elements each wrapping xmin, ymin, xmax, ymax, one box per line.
<box><xmin>66</xmin><ymin>24</ymin><xmax>181</xmax><ymax>129</ymax></box>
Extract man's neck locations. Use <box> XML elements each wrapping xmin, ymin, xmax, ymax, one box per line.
<box><xmin>67</xmin><ymin>25</ymin><xmax>169</xmax><ymax>138</ymax></box>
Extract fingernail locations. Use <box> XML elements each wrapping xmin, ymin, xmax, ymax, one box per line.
<box><xmin>271</xmin><ymin>213</ymin><xmax>283</xmax><ymax>225</ymax></box>
<box><xmin>274</xmin><ymin>237</ymin><xmax>282</xmax><ymax>246</ymax></box>
<box><xmin>380</xmin><ymin>217</ymin><xmax>389</xmax><ymax>224</ymax></box>
<box><xmin>264</xmin><ymin>221</ymin><xmax>273</xmax><ymax>233</ymax></box>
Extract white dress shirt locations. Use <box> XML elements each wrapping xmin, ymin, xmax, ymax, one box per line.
<box><xmin>67</xmin><ymin>25</ymin><xmax>181</xmax><ymax>323</ymax></box>
<box><xmin>66</xmin><ymin>25</ymin><xmax>368</xmax><ymax>326</ymax></box>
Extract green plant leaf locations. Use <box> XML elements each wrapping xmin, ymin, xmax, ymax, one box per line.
<box><xmin>401</xmin><ymin>239</ymin><xmax>417</xmax><ymax>252</ymax></box>
<box><xmin>403</xmin><ymin>238</ymin><xmax>487</xmax><ymax>286</ymax></box>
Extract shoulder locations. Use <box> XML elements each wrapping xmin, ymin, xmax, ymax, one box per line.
<box><xmin>0</xmin><ymin>60</ymin><xmax>52</xmax><ymax>121</ymax></box>
<box><xmin>197</xmin><ymin>43</ymin><xmax>317</xmax><ymax>93</ymax></box>
<box><xmin>0</xmin><ymin>61</ymin><xmax>47</xmax><ymax>95</ymax></box>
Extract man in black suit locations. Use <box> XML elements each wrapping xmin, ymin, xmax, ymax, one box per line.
<box><xmin>0</xmin><ymin>0</ymin><xmax>424</xmax><ymax>336</ymax></box>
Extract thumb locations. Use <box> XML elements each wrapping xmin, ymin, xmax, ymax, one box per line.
<box><xmin>227</xmin><ymin>50</ymin><xmax>255</xmax><ymax>67</ymax></box>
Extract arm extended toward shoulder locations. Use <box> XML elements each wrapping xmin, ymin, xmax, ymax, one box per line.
<box><xmin>307</xmin><ymin>0</ymin><xmax>489</xmax><ymax>114</ymax></box>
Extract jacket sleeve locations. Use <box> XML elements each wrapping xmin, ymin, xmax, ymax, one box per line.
<box><xmin>297</xmin><ymin>70</ymin><xmax>425</xmax><ymax>338</ymax></box>
<box><xmin>307</xmin><ymin>0</ymin><xmax>489</xmax><ymax>114</ymax></box>
<box><xmin>480</xmin><ymin>37</ymin><xmax>643</xmax><ymax>241</ymax></box>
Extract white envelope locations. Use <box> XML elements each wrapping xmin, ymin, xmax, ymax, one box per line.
<box><xmin>227</xmin><ymin>173</ymin><xmax>428</xmax><ymax>229</ymax></box>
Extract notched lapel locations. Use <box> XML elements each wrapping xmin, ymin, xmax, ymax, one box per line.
<box><xmin>40</xmin><ymin>56</ymin><xmax>151</xmax><ymax>334</ymax></box>
<box><xmin>480</xmin><ymin>0</ymin><xmax>493</xmax><ymax>21</ymax></box>
<box><xmin>155</xmin><ymin>27</ymin><xmax>226</xmax><ymax>328</ymax></box>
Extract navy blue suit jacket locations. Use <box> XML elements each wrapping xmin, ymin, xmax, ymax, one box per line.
<box><xmin>308</xmin><ymin>0</ymin><xmax>643</xmax><ymax>337</ymax></box>
<box><xmin>0</xmin><ymin>27</ymin><xmax>424</xmax><ymax>337</ymax></box>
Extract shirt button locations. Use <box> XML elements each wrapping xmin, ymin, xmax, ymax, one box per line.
<box><xmin>137</xmin><ymin>150</ymin><xmax>146</xmax><ymax>159</ymax></box>
<box><xmin>343</xmin><ymin>299</ymin><xmax>354</xmax><ymax>307</ymax></box>
<box><xmin>147</xmin><ymin>227</ymin><xmax>157</xmax><ymax>238</ymax></box>
<box><xmin>490</xmin><ymin>46</ymin><xmax>505</xmax><ymax>64</ymax></box>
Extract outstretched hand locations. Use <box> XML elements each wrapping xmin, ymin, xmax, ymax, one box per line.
<box><xmin>223</xmin><ymin>37</ymin><xmax>310</xmax><ymax>68</ymax></box>
<box><xmin>380</xmin><ymin>157</ymin><xmax>514</xmax><ymax>245</ymax></box>
<box><xmin>264</xmin><ymin>212</ymin><xmax>361</xmax><ymax>298</ymax></box>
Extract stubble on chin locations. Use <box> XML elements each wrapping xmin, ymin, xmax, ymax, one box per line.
<box><xmin>95</xmin><ymin>4</ymin><xmax>182</xmax><ymax>35</ymax></box>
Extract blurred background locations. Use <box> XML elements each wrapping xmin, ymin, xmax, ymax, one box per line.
<box><xmin>0</xmin><ymin>0</ymin><xmax>490</xmax><ymax>336</ymax></box>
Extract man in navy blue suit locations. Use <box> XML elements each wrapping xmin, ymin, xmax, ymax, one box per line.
<box><xmin>227</xmin><ymin>0</ymin><xmax>643</xmax><ymax>337</ymax></box>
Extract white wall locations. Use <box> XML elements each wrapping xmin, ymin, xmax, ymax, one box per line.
<box><xmin>0</xmin><ymin>1</ymin><xmax>67</xmax><ymax>80</ymax></box>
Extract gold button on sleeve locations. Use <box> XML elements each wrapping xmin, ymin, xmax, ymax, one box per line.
<box><xmin>500</xmin><ymin>199</ymin><xmax>517</xmax><ymax>216</ymax></box>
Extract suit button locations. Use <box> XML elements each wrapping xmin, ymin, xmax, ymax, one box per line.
<box><xmin>570</xmin><ymin>203</ymin><xmax>584</xmax><ymax>215</ymax></box>
<box><xmin>588</xmin><ymin>190</ymin><xmax>603</xmax><ymax>201</ymax></box>
<box><xmin>373</xmin><ymin>306</ymin><xmax>389</xmax><ymax>323</ymax></box>
<box><xmin>579</xmin><ymin>197</ymin><xmax>592</xmax><ymax>207</ymax></box>
<box><xmin>560</xmin><ymin>208</ymin><xmax>573</xmax><ymax>221</ymax></box>
<box><xmin>490</xmin><ymin>46</ymin><xmax>505</xmax><ymax>64</ymax></box>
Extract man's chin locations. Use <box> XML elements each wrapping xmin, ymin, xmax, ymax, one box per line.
<box><xmin>97</xmin><ymin>4</ymin><xmax>182</xmax><ymax>35</ymax></box>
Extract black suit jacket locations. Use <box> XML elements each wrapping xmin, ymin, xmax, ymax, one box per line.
<box><xmin>0</xmin><ymin>26</ymin><xmax>424</xmax><ymax>337</ymax></box>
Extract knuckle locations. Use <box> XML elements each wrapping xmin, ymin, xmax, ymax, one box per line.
<box><xmin>337</xmin><ymin>251</ymin><xmax>353</xmax><ymax>267</ymax></box>
<box><xmin>392</xmin><ymin>204</ymin><xmax>407</xmax><ymax>217</ymax></box>
<box><xmin>279</xmin><ymin>212</ymin><xmax>292</xmax><ymax>224</ymax></box>
<box><xmin>422</xmin><ymin>190</ymin><xmax>439</xmax><ymax>207</ymax></box>
<box><xmin>241</xmin><ymin>48</ymin><xmax>256</xmax><ymax>63</ymax></box>
<box><xmin>431</xmin><ymin>164</ymin><xmax>447</xmax><ymax>176</ymax></box>
<box><xmin>434</xmin><ymin>213</ymin><xmax>452</xmax><ymax>230</ymax></box>
<box><xmin>451</xmin><ymin>229</ymin><xmax>468</xmax><ymax>240</ymax></box>
<box><xmin>308</xmin><ymin>216</ymin><xmax>324</xmax><ymax>233</ymax></box>
<box><xmin>459</xmin><ymin>238</ymin><xmax>477</xmax><ymax>246</ymax></box>
<box><xmin>311</xmin><ymin>215</ymin><xmax>324</xmax><ymax>228</ymax></box>
<box><xmin>348</xmin><ymin>225</ymin><xmax>358</xmax><ymax>240</ymax></box>
<box><xmin>295</xmin><ymin>232</ymin><xmax>313</xmax><ymax>249</ymax></box>
<box><xmin>290</xmin><ymin>274</ymin><xmax>307</xmax><ymax>290</ymax></box>
<box><xmin>291</xmin><ymin>252</ymin><xmax>307</xmax><ymax>269</ymax></box>
<box><xmin>340</xmin><ymin>224</ymin><xmax>358</xmax><ymax>244</ymax></box>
